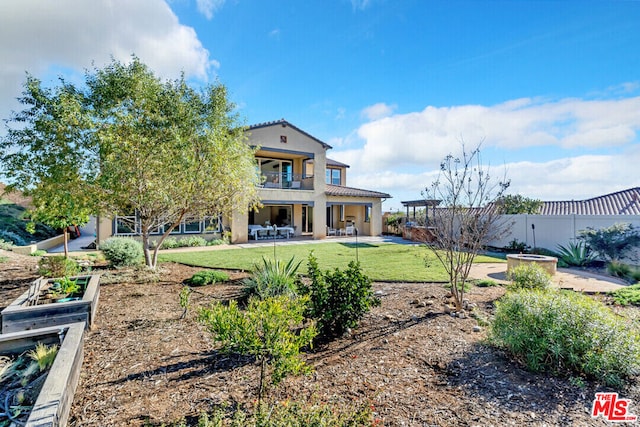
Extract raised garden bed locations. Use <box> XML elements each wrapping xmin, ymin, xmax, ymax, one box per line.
<box><xmin>0</xmin><ymin>322</ymin><xmax>84</xmax><ymax>426</ymax></box>
<box><xmin>1</xmin><ymin>275</ymin><xmax>100</xmax><ymax>334</ymax></box>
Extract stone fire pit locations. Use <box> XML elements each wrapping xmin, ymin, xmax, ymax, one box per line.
<box><xmin>506</xmin><ymin>254</ymin><xmax>558</xmax><ymax>276</ymax></box>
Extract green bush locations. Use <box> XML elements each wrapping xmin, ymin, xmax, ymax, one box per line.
<box><xmin>610</xmin><ymin>284</ymin><xmax>640</xmax><ymax>306</ymax></box>
<box><xmin>490</xmin><ymin>289</ymin><xmax>640</xmax><ymax>387</ymax></box>
<box><xmin>159</xmin><ymin>236</ymin><xmax>180</xmax><ymax>249</ymax></box>
<box><xmin>198</xmin><ymin>296</ymin><xmax>317</xmax><ymax>400</ymax></box>
<box><xmin>300</xmin><ymin>252</ymin><xmax>380</xmax><ymax>337</ymax></box>
<box><xmin>243</xmin><ymin>256</ymin><xmax>302</xmax><ymax>299</ymax></box>
<box><xmin>38</xmin><ymin>255</ymin><xmax>81</xmax><ymax>277</ymax></box>
<box><xmin>166</xmin><ymin>398</ymin><xmax>376</xmax><ymax>426</ymax></box>
<box><xmin>206</xmin><ymin>238</ymin><xmax>226</xmax><ymax>246</ymax></box>
<box><xmin>182</xmin><ymin>236</ymin><xmax>207</xmax><ymax>247</ymax></box>
<box><xmin>186</xmin><ymin>270</ymin><xmax>230</xmax><ymax>286</ymax></box>
<box><xmin>607</xmin><ymin>260</ymin><xmax>632</xmax><ymax>280</ymax></box>
<box><xmin>31</xmin><ymin>249</ymin><xmax>47</xmax><ymax>256</ymax></box>
<box><xmin>100</xmin><ymin>237</ymin><xmax>143</xmax><ymax>267</ymax></box>
<box><xmin>0</xmin><ymin>229</ymin><xmax>28</xmax><ymax>246</ymax></box>
<box><xmin>0</xmin><ymin>238</ymin><xmax>15</xmax><ymax>250</ymax></box>
<box><xmin>507</xmin><ymin>263</ymin><xmax>552</xmax><ymax>291</ymax></box>
<box><xmin>579</xmin><ymin>222</ymin><xmax>640</xmax><ymax>262</ymax></box>
<box><xmin>473</xmin><ymin>279</ymin><xmax>500</xmax><ymax>287</ymax></box>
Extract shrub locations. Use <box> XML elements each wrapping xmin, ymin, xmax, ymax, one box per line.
<box><xmin>31</xmin><ymin>249</ymin><xmax>47</xmax><ymax>256</ymax></box>
<box><xmin>100</xmin><ymin>237</ymin><xmax>143</xmax><ymax>267</ymax></box>
<box><xmin>167</xmin><ymin>397</ymin><xmax>376</xmax><ymax>426</ymax></box>
<box><xmin>206</xmin><ymin>238</ymin><xmax>226</xmax><ymax>246</ymax></box>
<box><xmin>38</xmin><ymin>255</ymin><xmax>80</xmax><ymax>277</ymax></box>
<box><xmin>243</xmin><ymin>256</ymin><xmax>302</xmax><ymax>299</ymax></box>
<box><xmin>607</xmin><ymin>260</ymin><xmax>632</xmax><ymax>280</ymax></box>
<box><xmin>579</xmin><ymin>222</ymin><xmax>640</xmax><ymax>262</ymax></box>
<box><xmin>186</xmin><ymin>270</ymin><xmax>230</xmax><ymax>286</ymax></box>
<box><xmin>555</xmin><ymin>241</ymin><xmax>595</xmax><ymax>267</ymax></box>
<box><xmin>490</xmin><ymin>289</ymin><xmax>640</xmax><ymax>387</ymax></box>
<box><xmin>507</xmin><ymin>263</ymin><xmax>552</xmax><ymax>291</ymax></box>
<box><xmin>198</xmin><ymin>295</ymin><xmax>317</xmax><ymax>401</ymax></box>
<box><xmin>0</xmin><ymin>238</ymin><xmax>15</xmax><ymax>250</ymax></box>
<box><xmin>610</xmin><ymin>284</ymin><xmax>640</xmax><ymax>306</ymax></box>
<box><xmin>504</xmin><ymin>239</ymin><xmax>529</xmax><ymax>253</ymax></box>
<box><xmin>0</xmin><ymin>229</ymin><xmax>28</xmax><ymax>246</ymax></box>
<box><xmin>182</xmin><ymin>236</ymin><xmax>207</xmax><ymax>247</ymax></box>
<box><xmin>473</xmin><ymin>279</ymin><xmax>500</xmax><ymax>287</ymax></box>
<box><xmin>159</xmin><ymin>236</ymin><xmax>180</xmax><ymax>249</ymax></box>
<box><xmin>300</xmin><ymin>252</ymin><xmax>380</xmax><ymax>337</ymax></box>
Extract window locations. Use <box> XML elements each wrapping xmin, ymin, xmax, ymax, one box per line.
<box><xmin>325</xmin><ymin>168</ymin><xmax>341</xmax><ymax>185</ymax></box>
<box><xmin>258</xmin><ymin>157</ymin><xmax>292</xmax><ymax>187</ymax></box>
<box><xmin>304</xmin><ymin>159</ymin><xmax>314</xmax><ymax>178</ymax></box>
<box><xmin>184</xmin><ymin>219</ymin><xmax>202</xmax><ymax>233</ymax></box>
<box><xmin>203</xmin><ymin>216</ymin><xmax>221</xmax><ymax>233</ymax></box>
<box><xmin>114</xmin><ymin>215</ymin><xmax>138</xmax><ymax>235</ymax></box>
<box><xmin>365</xmin><ymin>206</ymin><xmax>371</xmax><ymax>223</ymax></box>
<box><xmin>339</xmin><ymin>205</ymin><xmax>345</xmax><ymax>222</ymax></box>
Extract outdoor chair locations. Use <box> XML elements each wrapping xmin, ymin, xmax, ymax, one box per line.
<box><xmin>327</xmin><ymin>226</ymin><xmax>337</xmax><ymax>236</ymax></box>
<box><xmin>345</xmin><ymin>225</ymin><xmax>355</xmax><ymax>236</ymax></box>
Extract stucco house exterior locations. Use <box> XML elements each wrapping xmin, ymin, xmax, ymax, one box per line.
<box><xmin>96</xmin><ymin>119</ymin><xmax>391</xmax><ymax>245</ymax></box>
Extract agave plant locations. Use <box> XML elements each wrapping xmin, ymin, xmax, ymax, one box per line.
<box><xmin>28</xmin><ymin>342</ymin><xmax>59</xmax><ymax>372</ymax></box>
<box><xmin>243</xmin><ymin>256</ymin><xmax>302</xmax><ymax>299</ymax></box>
<box><xmin>556</xmin><ymin>241</ymin><xmax>595</xmax><ymax>267</ymax></box>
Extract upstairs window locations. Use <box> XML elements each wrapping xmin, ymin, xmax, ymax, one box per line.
<box><xmin>325</xmin><ymin>168</ymin><xmax>341</xmax><ymax>185</ymax></box>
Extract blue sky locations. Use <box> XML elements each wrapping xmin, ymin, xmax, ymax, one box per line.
<box><xmin>1</xmin><ymin>0</ymin><xmax>639</xmax><ymax>211</ymax></box>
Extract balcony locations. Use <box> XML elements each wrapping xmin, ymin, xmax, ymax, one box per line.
<box><xmin>261</xmin><ymin>172</ymin><xmax>313</xmax><ymax>190</ymax></box>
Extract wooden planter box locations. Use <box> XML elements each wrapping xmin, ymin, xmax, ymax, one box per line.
<box><xmin>1</xmin><ymin>275</ymin><xmax>100</xmax><ymax>334</ymax></box>
<box><xmin>0</xmin><ymin>323</ymin><xmax>84</xmax><ymax>427</ymax></box>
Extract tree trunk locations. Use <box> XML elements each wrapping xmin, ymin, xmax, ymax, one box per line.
<box><xmin>141</xmin><ymin>230</ymin><xmax>153</xmax><ymax>269</ymax></box>
<box><xmin>63</xmin><ymin>230</ymin><xmax>69</xmax><ymax>258</ymax></box>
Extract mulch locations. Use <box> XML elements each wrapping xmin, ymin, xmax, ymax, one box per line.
<box><xmin>1</xmin><ymin>250</ymin><xmax>638</xmax><ymax>426</ymax></box>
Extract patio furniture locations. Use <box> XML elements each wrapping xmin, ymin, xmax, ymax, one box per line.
<box><xmin>344</xmin><ymin>225</ymin><xmax>355</xmax><ymax>236</ymax></box>
<box><xmin>327</xmin><ymin>226</ymin><xmax>337</xmax><ymax>236</ymax></box>
<box><xmin>257</xmin><ymin>229</ymin><xmax>269</xmax><ymax>240</ymax></box>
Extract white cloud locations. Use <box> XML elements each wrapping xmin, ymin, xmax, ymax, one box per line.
<box><xmin>196</xmin><ymin>0</ymin><xmax>226</xmax><ymax>19</ymax></box>
<box><xmin>350</xmin><ymin>0</ymin><xmax>372</xmax><ymax>11</ymax></box>
<box><xmin>361</xmin><ymin>102</ymin><xmax>397</xmax><ymax>121</ymax></box>
<box><xmin>0</xmin><ymin>0</ymin><xmax>212</xmax><ymax>125</ymax></box>
<box><xmin>331</xmin><ymin>95</ymin><xmax>640</xmax><ymax>211</ymax></box>
<box><xmin>351</xmin><ymin>95</ymin><xmax>640</xmax><ymax>171</ymax></box>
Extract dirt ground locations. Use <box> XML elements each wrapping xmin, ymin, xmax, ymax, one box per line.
<box><xmin>1</xmin><ymin>249</ymin><xmax>639</xmax><ymax>426</ymax></box>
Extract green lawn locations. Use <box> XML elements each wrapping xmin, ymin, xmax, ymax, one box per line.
<box><xmin>159</xmin><ymin>242</ymin><xmax>504</xmax><ymax>282</ymax></box>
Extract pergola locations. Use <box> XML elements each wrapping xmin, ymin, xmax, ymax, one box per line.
<box><xmin>401</xmin><ymin>199</ymin><xmax>441</xmax><ymax>224</ymax></box>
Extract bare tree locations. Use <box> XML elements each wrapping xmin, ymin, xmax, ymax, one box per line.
<box><xmin>422</xmin><ymin>143</ymin><xmax>511</xmax><ymax>312</ymax></box>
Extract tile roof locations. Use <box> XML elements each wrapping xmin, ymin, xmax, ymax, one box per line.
<box><xmin>326</xmin><ymin>184</ymin><xmax>391</xmax><ymax>199</ymax></box>
<box><xmin>539</xmin><ymin>187</ymin><xmax>640</xmax><ymax>215</ymax></box>
<box><xmin>326</xmin><ymin>158</ymin><xmax>350</xmax><ymax>168</ymax></box>
<box><xmin>248</xmin><ymin>119</ymin><xmax>332</xmax><ymax>149</ymax></box>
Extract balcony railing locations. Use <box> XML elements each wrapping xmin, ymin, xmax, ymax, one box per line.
<box><xmin>260</xmin><ymin>172</ymin><xmax>313</xmax><ymax>190</ymax></box>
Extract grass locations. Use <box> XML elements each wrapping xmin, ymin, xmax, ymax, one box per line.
<box><xmin>0</xmin><ymin>256</ymin><xmax>8</xmax><ymax>263</ymax></box>
<box><xmin>159</xmin><ymin>242</ymin><xmax>504</xmax><ymax>282</ymax></box>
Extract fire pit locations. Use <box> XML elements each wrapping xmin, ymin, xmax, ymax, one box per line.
<box><xmin>506</xmin><ymin>254</ymin><xmax>558</xmax><ymax>276</ymax></box>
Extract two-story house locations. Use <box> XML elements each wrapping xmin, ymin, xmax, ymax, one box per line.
<box><xmin>232</xmin><ymin>119</ymin><xmax>391</xmax><ymax>243</ymax></box>
<box><xmin>96</xmin><ymin>119</ymin><xmax>391</xmax><ymax>244</ymax></box>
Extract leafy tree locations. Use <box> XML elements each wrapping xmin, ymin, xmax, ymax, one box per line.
<box><xmin>0</xmin><ymin>76</ymin><xmax>94</xmax><ymax>256</ymax></box>
<box><xmin>2</xmin><ymin>58</ymin><xmax>261</xmax><ymax>268</ymax></box>
<box><xmin>494</xmin><ymin>194</ymin><xmax>542</xmax><ymax>214</ymax></box>
<box><xmin>578</xmin><ymin>222</ymin><xmax>640</xmax><ymax>262</ymax></box>
<box><xmin>88</xmin><ymin>58</ymin><xmax>261</xmax><ymax>268</ymax></box>
<box><xmin>422</xmin><ymin>144</ymin><xmax>511</xmax><ymax>312</ymax></box>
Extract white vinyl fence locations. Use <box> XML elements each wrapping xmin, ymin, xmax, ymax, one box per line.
<box><xmin>487</xmin><ymin>214</ymin><xmax>640</xmax><ymax>261</ymax></box>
